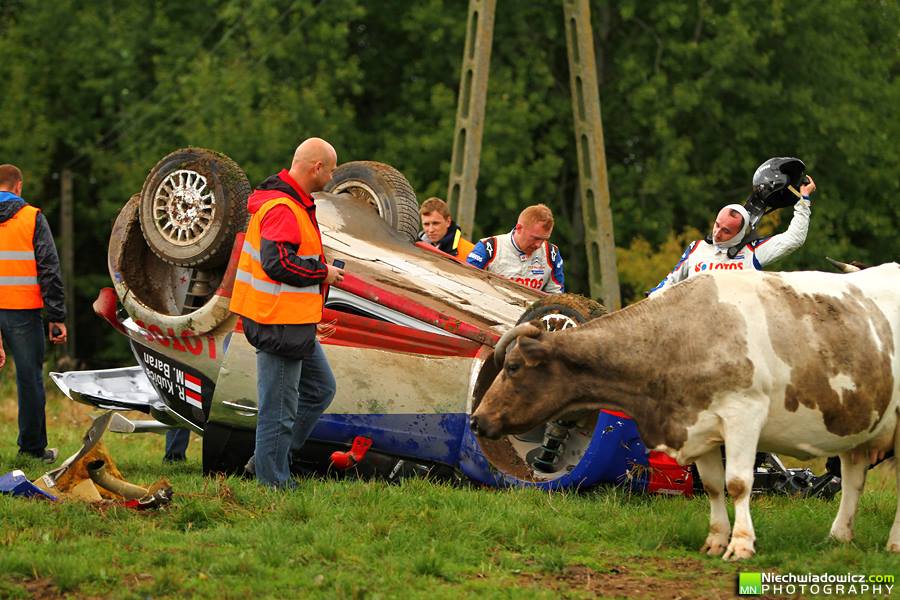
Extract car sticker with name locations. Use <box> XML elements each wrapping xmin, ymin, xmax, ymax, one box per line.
<box><xmin>136</xmin><ymin>345</ymin><xmax>215</xmax><ymax>425</ymax></box>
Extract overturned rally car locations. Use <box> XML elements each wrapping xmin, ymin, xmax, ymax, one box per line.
<box><xmin>51</xmin><ymin>148</ymin><xmax>832</xmax><ymax>497</ymax></box>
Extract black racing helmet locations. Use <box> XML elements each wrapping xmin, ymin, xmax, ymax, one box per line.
<box><xmin>751</xmin><ymin>157</ymin><xmax>807</xmax><ymax>209</ymax></box>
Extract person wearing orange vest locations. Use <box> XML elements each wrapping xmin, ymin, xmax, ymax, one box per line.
<box><xmin>229</xmin><ymin>139</ymin><xmax>344</xmax><ymax>488</ymax></box>
<box><xmin>0</xmin><ymin>164</ymin><xmax>67</xmax><ymax>464</ymax></box>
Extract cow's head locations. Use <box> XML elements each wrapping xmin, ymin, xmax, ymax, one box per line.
<box><xmin>470</xmin><ymin>322</ymin><xmax>585</xmax><ymax>439</ymax></box>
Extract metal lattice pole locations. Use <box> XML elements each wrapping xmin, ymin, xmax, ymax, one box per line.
<box><xmin>447</xmin><ymin>0</ymin><xmax>495</xmax><ymax>238</ymax></box>
<box><xmin>563</xmin><ymin>0</ymin><xmax>621</xmax><ymax>309</ymax></box>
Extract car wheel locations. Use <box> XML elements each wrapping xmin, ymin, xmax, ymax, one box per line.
<box><xmin>516</xmin><ymin>293</ymin><xmax>607</xmax><ymax>329</ymax></box>
<box><xmin>139</xmin><ymin>147</ymin><xmax>250</xmax><ymax>268</ymax></box>
<box><xmin>512</xmin><ymin>294</ymin><xmax>605</xmax><ymax>443</ymax></box>
<box><xmin>324</xmin><ymin>161</ymin><xmax>420</xmax><ymax>242</ymax></box>
<box><xmin>460</xmin><ymin>293</ymin><xmax>613</xmax><ymax>488</ymax></box>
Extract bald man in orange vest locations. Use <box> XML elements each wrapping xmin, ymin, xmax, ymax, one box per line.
<box><xmin>229</xmin><ymin>139</ymin><xmax>344</xmax><ymax>488</ymax></box>
<box><xmin>0</xmin><ymin>164</ymin><xmax>67</xmax><ymax>464</ymax></box>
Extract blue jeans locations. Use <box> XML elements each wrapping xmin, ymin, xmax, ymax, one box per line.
<box><xmin>255</xmin><ymin>340</ymin><xmax>336</xmax><ymax>488</ymax></box>
<box><xmin>0</xmin><ymin>309</ymin><xmax>47</xmax><ymax>456</ymax></box>
<box><xmin>164</xmin><ymin>428</ymin><xmax>190</xmax><ymax>461</ymax></box>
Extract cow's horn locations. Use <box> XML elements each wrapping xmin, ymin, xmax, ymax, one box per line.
<box><xmin>826</xmin><ymin>257</ymin><xmax>861</xmax><ymax>273</ymax></box>
<box><xmin>494</xmin><ymin>323</ymin><xmax>542</xmax><ymax>367</ymax></box>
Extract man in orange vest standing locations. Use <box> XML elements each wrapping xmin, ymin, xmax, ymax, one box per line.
<box><xmin>0</xmin><ymin>164</ymin><xmax>67</xmax><ymax>464</ymax></box>
<box><xmin>229</xmin><ymin>139</ymin><xmax>344</xmax><ymax>488</ymax></box>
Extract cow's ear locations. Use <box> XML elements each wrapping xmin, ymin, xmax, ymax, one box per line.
<box><xmin>518</xmin><ymin>336</ymin><xmax>548</xmax><ymax>366</ymax></box>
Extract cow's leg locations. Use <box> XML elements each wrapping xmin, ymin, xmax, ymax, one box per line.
<box><xmin>695</xmin><ymin>448</ymin><xmax>729</xmax><ymax>556</ymax></box>
<box><xmin>722</xmin><ymin>441</ymin><xmax>757</xmax><ymax>560</ymax></box>
<box><xmin>885</xmin><ymin>426</ymin><xmax>900</xmax><ymax>552</ymax></box>
<box><xmin>829</xmin><ymin>451</ymin><xmax>868</xmax><ymax>543</ymax></box>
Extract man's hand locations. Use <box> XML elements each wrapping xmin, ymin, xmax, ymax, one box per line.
<box><xmin>800</xmin><ymin>175</ymin><xmax>816</xmax><ymax>198</ymax></box>
<box><xmin>324</xmin><ymin>264</ymin><xmax>344</xmax><ymax>285</ymax></box>
<box><xmin>48</xmin><ymin>322</ymin><xmax>67</xmax><ymax>344</ymax></box>
<box><xmin>0</xmin><ymin>340</ymin><xmax>6</xmax><ymax>369</ymax></box>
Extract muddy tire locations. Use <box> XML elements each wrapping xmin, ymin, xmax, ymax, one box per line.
<box><xmin>516</xmin><ymin>293</ymin><xmax>607</xmax><ymax>330</ymax></box>
<box><xmin>139</xmin><ymin>147</ymin><xmax>250</xmax><ymax>268</ymax></box>
<box><xmin>324</xmin><ymin>161</ymin><xmax>419</xmax><ymax>242</ymax></box>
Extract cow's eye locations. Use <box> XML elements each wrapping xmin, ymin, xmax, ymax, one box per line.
<box><xmin>505</xmin><ymin>362</ymin><xmax>520</xmax><ymax>375</ymax></box>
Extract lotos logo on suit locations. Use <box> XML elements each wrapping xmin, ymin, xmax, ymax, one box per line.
<box><xmin>695</xmin><ymin>262</ymin><xmax>745</xmax><ymax>273</ymax></box>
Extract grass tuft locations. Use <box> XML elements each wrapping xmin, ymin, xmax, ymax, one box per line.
<box><xmin>171</xmin><ymin>497</ymin><xmax>228</xmax><ymax>531</ymax></box>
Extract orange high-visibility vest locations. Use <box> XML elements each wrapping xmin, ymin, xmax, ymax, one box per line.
<box><xmin>0</xmin><ymin>204</ymin><xmax>43</xmax><ymax>309</ymax></box>
<box><xmin>454</xmin><ymin>232</ymin><xmax>475</xmax><ymax>262</ymax></box>
<box><xmin>229</xmin><ymin>198</ymin><xmax>324</xmax><ymax>324</ymax></box>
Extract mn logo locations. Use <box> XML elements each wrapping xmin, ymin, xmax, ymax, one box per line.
<box><xmin>738</xmin><ymin>572</ymin><xmax>762</xmax><ymax>595</ymax></box>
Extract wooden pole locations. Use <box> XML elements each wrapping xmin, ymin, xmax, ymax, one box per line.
<box><xmin>60</xmin><ymin>169</ymin><xmax>75</xmax><ymax>358</ymax></box>
<box><xmin>447</xmin><ymin>0</ymin><xmax>495</xmax><ymax>238</ymax></box>
<box><xmin>563</xmin><ymin>0</ymin><xmax>621</xmax><ymax>309</ymax></box>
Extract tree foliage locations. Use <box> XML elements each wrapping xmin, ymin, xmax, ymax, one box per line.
<box><xmin>0</xmin><ymin>0</ymin><xmax>896</xmax><ymax>363</ymax></box>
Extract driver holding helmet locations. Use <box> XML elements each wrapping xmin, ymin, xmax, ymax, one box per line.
<box><xmin>649</xmin><ymin>157</ymin><xmax>817</xmax><ymax>297</ymax></box>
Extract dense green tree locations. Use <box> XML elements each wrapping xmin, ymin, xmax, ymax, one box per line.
<box><xmin>597</xmin><ymin>0</ymin><xmax>899</xmax><ymax>298</ymax></box>
<box><xmin>0</xmin><ymin>0</ymin><xmax>896</xmax><ymax>363</ymax></box>
<box><xmin>0</xmin><ymin>0</ymin><xmax>366</xmax><ymax>362</ymax></box>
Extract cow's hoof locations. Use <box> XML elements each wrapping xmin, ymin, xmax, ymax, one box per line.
<box><xmin>887</xmin><ymin>541</ymin><xmax>900</xmax><ymax>553</ymax></box>
<box><xmin>829</xmin><ymin>525</ymin><xmax>854</xmax><ymax>543</ymax></box>
<box><xmin>723</xmin><ymin>540</ymin><xmax>755</xmax><ymax>561</ymax></box>
<box><xmin>701</xmin><ymin>535</ymin><xmax>728</xmax><ymax>556</ymax></box>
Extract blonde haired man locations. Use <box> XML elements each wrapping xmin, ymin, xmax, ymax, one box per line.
<box><xmin>466</xmin><ymin>203</ymin><xmax>565</xmax><ymax>293</ymax></box>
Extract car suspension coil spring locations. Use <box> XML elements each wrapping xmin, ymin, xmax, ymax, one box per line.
<box><xmin>530</xmin><ymin>420</ymin><xmax>576</xmax><ymax>473</ymax></box>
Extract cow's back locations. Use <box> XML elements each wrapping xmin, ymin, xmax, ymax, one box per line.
<box><xmin>773</xmin><ymin>262</ymin><xmax>900</xmax><ymax>316</ymax></box>
<box><xmin>718</xmin><ymin>263</ymin><xmax>900</xmax><ymax>456</ymax></box>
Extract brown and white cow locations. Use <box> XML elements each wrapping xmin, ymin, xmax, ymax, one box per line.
<box><xmin>470</xmin><ymin>263</ymin><xmax>900</xmax><ymax>559</ymax></box>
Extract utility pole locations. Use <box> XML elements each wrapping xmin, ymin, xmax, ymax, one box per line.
<box><xmin>563</xmin><ymin>0</ymin><xmax>621</xmax><ymax>309</ymax></box>
<box><xmin>448</xmin><ymin>0</ymin><xmax>621</xmax><ymax>308</ymax></box>
<box><xmin>447</xmin><ymin>0</ymin><xmax>495</xmax><ymax>237</ymax></box>
<box><xmin>60</xmin><ymin>169</ymin><xmax>75</xmax><ymax>358</ymax></box>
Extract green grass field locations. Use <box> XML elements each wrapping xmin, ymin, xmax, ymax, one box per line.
<box><xmin>0</xmin><ymin>369</ymin><xmax>897</xmax><ymax>599</ymax></box>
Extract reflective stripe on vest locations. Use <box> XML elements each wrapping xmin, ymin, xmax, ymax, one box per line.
<box><xmin>229</xmin><ymin>197</ymin><xmax>324</xmax><ymax>324</ymax></box>
<box><xmin>235</xmin><ymin>264</ymin><xmax>320</xmax><ymax>296</ymax></box>
<box><xmin>0</xmin><ymin>205</ymin><xmax>43</xmax><ymax>309</ymax></box>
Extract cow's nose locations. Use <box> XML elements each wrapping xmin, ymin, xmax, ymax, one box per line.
<box><xmin>469</xmin><ymin>415</ymin><xmax>480</xmax><ymax>435</ymax></box>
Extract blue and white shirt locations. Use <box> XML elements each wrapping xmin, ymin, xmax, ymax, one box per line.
<box><xmin>467</xmin><ymin>230</ymin><xmax>565</xmax><ymax>293</ymax></box>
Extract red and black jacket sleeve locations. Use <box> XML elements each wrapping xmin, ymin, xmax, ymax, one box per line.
<box><xmin>259</xmin><ymin>238</ymin><xmax>327</xmax><ymax>288</ymax></box>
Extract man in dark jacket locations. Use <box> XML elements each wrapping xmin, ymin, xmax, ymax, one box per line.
<box><xmin>229</xmin><ymin>139</ymin><xmax>343</xmax><ymax>488</ymax></box>
<box><xmin>417</xmin><ymin>197</ymin><xmax>474</xmax><ymax>261</ymax></box>
<box><xmin>0</xmin><ymin>164</ymin><xmax>66</xmax><ymax>464</ymax></box>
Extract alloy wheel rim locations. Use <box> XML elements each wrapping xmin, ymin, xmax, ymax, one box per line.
<box><xmin>153</xmin><ymin>169</ymin><xmax>216</xmax><ymax>246</ymax></box>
